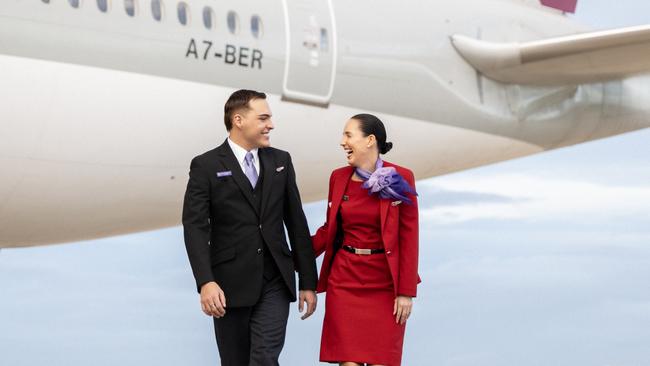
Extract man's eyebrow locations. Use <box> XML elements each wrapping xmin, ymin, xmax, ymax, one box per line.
<box><xmin>258</xmin><ymin>113</ymin><xmax>271</xmax><ymax>118</ymax></box>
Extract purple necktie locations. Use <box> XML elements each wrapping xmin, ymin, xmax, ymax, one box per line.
<box><xmin>244</xmin><ymin>152</ymin><xmax>258</xmax><ymax>188</ymax></box>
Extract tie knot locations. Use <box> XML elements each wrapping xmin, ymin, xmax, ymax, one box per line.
<box><xmin>245</xmin><ymin>152</ymin><xmax>254</xmax><ymax>164</ymax></box>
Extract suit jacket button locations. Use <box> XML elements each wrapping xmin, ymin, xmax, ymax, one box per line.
<box><xmin>257</xmin><ymin>248</ymin><xmax>263</xmax><ymax>254</ymax></box>
<box><xmin>258</xmin><ymin>224</ymin><xmax>262</xmax><ymax>230</ymax></box>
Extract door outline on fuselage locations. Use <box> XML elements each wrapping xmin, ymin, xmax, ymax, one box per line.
<box><xmin>281</xmin><ymin>0</ymin><xmax>337</xmax><ymax>107</ymax></box>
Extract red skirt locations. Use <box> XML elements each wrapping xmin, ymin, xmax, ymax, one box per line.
<box><xmin>320</xmin><ymin>249</ymin><xmax>406</xmax><ymax>365</ymax></box>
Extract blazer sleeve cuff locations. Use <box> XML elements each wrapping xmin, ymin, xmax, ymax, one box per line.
<box><xmin>397</xmin><ymin>286</ymin><xmax>418</xmax><ymax>298</ymax></box>
<box><xmin>298</xmin><ymin>278</ymin><xmax>317</xmax><ymax>291</ymax></box>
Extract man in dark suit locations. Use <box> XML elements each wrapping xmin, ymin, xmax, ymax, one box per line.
<box><xmin>182</xmin><ymin>89</ymin><xmax>318</xmax><ymax>366</ymax></box>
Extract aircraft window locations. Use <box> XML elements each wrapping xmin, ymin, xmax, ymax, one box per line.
<box><xmin>203</xmin><ymin>6</ymin><xmax>215</xmax><ymax>30</ymax></box>
<box><xmin>97</xmin><ymin>0</ymin><xmax>109</xmax><ymax>12</ymax></box>
<box><xmin>227</xmin><ymin>11</ymin><xmax>239</xmax><ymax>35</ymax></box>
<box><xmin>125</xmin><ymin>0</ymin><xmax>136</xmax><ymax>17</ymax></box>
<box><xmin>151</xmin><ymin>0</ymin><xmax>163</xmax><ymax>21</ymax></box>
<box><xmin>320</xmin><ymin>28</ymin><xmax>329</xmax><ymax>52</ymax></box>
<box><xmin>251</xmin><ymin>15</ymin><xmax>263</xmax><ymax>39</ymax></box>
<box><xmin>68</xmin><ymin>0</ymin><xmax>80</xmax><ymax>8</ymax></box>
<box><xmin>177</xmin><ymin>2</ymin><xmax>189</xmax><ymax>26</ymax></box>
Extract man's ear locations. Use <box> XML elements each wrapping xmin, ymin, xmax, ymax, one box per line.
<box><xmin>233</xmin><ymin>114</ymin><xmax>242</xmax><ymax>129</ymax></box>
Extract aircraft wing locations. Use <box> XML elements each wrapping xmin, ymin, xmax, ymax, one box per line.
<box><xmin>451</xmin><ymin>25</ymin><xmax>650</xmax><ymax>85</ymax></box>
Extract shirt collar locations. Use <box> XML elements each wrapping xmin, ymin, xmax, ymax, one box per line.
<box><xmin>227</xmin><ymin>138</ymin><xmax>259</xmax><ymax>165</ymax></box>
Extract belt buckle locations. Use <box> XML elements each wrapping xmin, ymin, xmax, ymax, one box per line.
<box><xmin>355</xmin><ymin>248</ymin><xmax>372</xmax><ymax>255</ymax></box>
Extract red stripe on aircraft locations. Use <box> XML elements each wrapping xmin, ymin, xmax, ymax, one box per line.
<box><xmin>541</xmin><ymin>0</ymin><xmax>577</xmax><ymax>13</ymax></box>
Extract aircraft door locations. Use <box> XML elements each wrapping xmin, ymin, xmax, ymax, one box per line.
<box><xmin>281</xmin><ymin>0</ymin><xmax>336</xmax><ymax>106</ymax></box>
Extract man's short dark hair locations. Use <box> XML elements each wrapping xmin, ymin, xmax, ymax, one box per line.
<box><xmin>224</xmin><ymin>89</ymin><xmax>267</xmax><ymax>131</ymax></box>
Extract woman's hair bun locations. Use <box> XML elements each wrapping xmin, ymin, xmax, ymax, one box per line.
<box><xmin>382</xmin><ymin>141</ymin><xmax>393</xmax><ymax>154</ymax></box>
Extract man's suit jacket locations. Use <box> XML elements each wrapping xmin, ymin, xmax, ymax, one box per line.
<box><xmin>312</xmin><ymin>161</ymin><xmax>420</xmax><ymax>297</ymax></box>
<box><xmin>182</xmin><ymin>140</ymin><xmax>317</xmax><ymax>307</ymax></box>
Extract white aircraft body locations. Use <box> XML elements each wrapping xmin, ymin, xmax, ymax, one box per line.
<box><xmin>1</xmin><ymin>0</ymin><xmax>649</xmax><ymax>247</ymax></box>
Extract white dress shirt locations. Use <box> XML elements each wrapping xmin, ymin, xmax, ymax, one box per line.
<box><xmin>227</xmin><ymin>138</ymin><xmax>260</xmax><ymax>175</ymax></box>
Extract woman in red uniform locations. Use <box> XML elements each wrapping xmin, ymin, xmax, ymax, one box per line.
<box><xmin>313</xmin><ymin>114</ymin><xmax>420</xmax><ymax>366</ymax></box>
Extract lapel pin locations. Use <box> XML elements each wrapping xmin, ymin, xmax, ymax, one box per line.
<box><xmin>391</xmin><ymin>200</ymin><xmax>402</xmax><ymax>206</ymax></box>
<box><xmin>328</xmin><ymin>202</ymin><xmax>332</xmax><ymax>208</ymax></box>
<box><xmin>276</xmin><ymin>166</ymin><xmax>285</xmax><ymax>172</ymax></box>
<box><xmin>343</xmin><ymin>195</ymin><xmax>349</xmax><ymax>201</ymax></box>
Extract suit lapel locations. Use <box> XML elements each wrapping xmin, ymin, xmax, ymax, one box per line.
<box><xmin>328</xmin><ymin>167</ymin><xmax>354</xmax><ymax>235</ymax></box>
<box><xmin>259</xmin><ymin>148</ymin><xmax>274</xmax><ymax>218</ymax></box>
<box><xmin>380</xmin><ymin>198</ymin><xmax>390</xmax><ymax>236</ymax></box>
<box><xmin>217</xmin><ymin>140</ymin><xmax>259</xmax><ymax>216</ymax></box>
<box><xmin>379</xmin><ymin>161</ymin><xmax>395</xmax><ymax>235</ymax></box>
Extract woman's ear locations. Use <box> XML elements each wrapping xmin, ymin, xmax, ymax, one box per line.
<box><xmin>367</xmin><ymin>134</ymin><xmax>377</xmax><ymax>148</ymax></box>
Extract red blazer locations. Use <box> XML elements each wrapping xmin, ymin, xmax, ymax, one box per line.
<box><xmin>312</xmin><ymin>161</ymin><xmax>420</xmax><ymax>297</ymax></box>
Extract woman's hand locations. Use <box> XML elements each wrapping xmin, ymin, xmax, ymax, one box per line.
<box><xmin>394</xmin><ymin>295</ymin><xmax>413</xmax><ymax>325</ymax></box>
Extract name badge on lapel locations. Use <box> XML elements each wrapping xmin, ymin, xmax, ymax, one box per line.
<box><xmin>216</xmin><ymin>171</ymin><xmax>232</xmax><ymax>178</ymax></box>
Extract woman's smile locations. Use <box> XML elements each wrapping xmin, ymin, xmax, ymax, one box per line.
<box><xmin>344</xmin><ymin>147</ymin><xmax>354</xmax><ymax>161</ymax></box>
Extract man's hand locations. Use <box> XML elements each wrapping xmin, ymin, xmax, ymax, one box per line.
<box><xmin>200</xmin><ymin>282</ymin><xmax>226</xmax><ymax>318</ymax></box>
<box><xmin>298</xmin><ymin>290</ymin><xmax>317</xmax><ymax>320</ymax></box>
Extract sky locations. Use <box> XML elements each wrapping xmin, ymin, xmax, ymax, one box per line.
<box><xmin>1</xmin><ymin>2</ymin><xmax>650</xmax><ymax>366</ymax></box>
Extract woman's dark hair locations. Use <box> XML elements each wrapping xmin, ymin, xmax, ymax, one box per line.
<box><xmin>351</xmin><ymin>113</ymin><xmax>393</xmax><ymax>154</ymax></box>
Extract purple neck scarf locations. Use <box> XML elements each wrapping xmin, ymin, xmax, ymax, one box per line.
<box><xmin>354</xmin><ymin>159</ymin><xmax>417</xmax><ymax>204</ymax></box>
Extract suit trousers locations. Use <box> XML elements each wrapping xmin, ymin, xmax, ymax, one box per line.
<box><xmin>213</xmin><ymin>274</ymin><xmax>291</xmax><ymax>366</ymax></box>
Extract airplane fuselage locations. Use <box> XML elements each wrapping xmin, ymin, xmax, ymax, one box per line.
<box><xmin>1</xmin><ymin>0</ymin><xmax>648</xmax><ymax>246</ymax></box>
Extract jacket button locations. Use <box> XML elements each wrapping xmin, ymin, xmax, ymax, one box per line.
<box><xmin>257</xmin><ymin>248</ymin><xmax>263</xmax><ymax>254</ymax></box>
<box><xmin>258</xmin><ymin>224</ymin><xmax>262</xmax><ymax>230</ymax></box>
